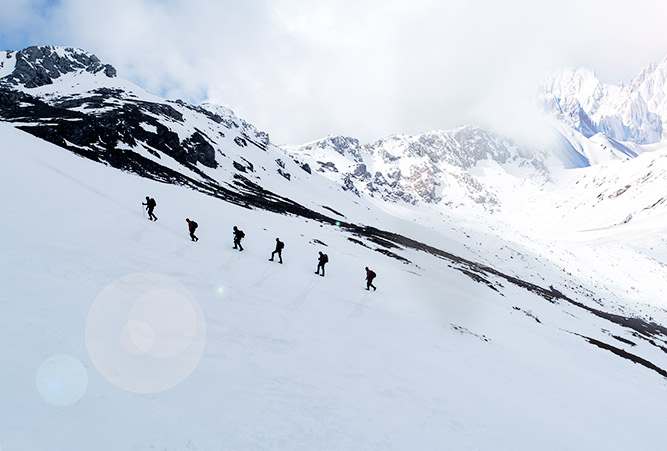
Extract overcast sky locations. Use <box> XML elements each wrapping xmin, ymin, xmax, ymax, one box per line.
<box><xmin>2</xmin><ymin>0</ymin><xmax>667</xmax><ymax>145</ymax></box>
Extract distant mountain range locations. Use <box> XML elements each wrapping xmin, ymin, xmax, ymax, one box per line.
<box><xmin>536</xmin><ymin>57</ymin><xmax>667</xmax><ymax>145</ymax></box>
<box><xmin>286</xmin><ymin>127</ymin><xmax>553</xmax><ymax>209</ymax></box>
<box><xmin>1</xmin><ymin>45</ymin><xmax>666</xmax><ymax>218</ymax></box>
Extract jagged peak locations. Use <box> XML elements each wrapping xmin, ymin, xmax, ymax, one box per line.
<box><xmin>539</xmin><ymin>66</ymin><xmax>599</xmax><ymax>88</ymax></box>
<box><xmin>536</xmin><ymin>55</ymin><xmax>667</xmax><ymax>145</ymax></box>
<box><xmin>1</xmin><ymin>45</ymin><xmax>117</xmax><ymax>88</ymax></box>
<box><xmin>304</xmin><ymin>134</ymin><xmax>360</xmax><ymax>148</ymax></box>
<box><xmin>199</xmin><ymin>102</ymin><xmax>237</xmax><ymax>120</ymax></box>
<box><xmin>299</xmin><ymin>134</ymin><xmax>362</xmax><ymax>156</ymax></box>
<box><xmin>372</xmin><ymin>125</ymin><xmax>505</xmax><ymax>147</ymax></box>
<box><xmin>198</xmin><ymin>102</ymin><xmax>271</xmax><ymax>148</ymax></box>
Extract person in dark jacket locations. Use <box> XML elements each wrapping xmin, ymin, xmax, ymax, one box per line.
<box><xmin>365</xmin><ymin>267</ymin><xmax>377</xmax><ymax>291</ymax></box>
<box><xmin>269</xmin><ymin>238</ymin><xmax>284</xmax><ymax>263</ymax></box>
<box><xmin>315</xmin><ymin>251</ymin><xmax>328</xmax><ymax>276</ymax></box>
<box><xmin>142</xmin><ymin>196</ymin><xmax>158</xmax><ymax>221</ymax></box>
<box><xmin>233</xmin><ymin>226</ymin><xmax>244</xmax><ymax>251</ymax></box>
<box><xmin>186</xmin><ymin>218</ymin><xmax>198</xmax><ymax>242</ymax></box>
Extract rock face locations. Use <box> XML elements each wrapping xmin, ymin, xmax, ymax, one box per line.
<box><xmin>536</xmin><ymin>59</ymin><xmax>667</xmax><ymax>144</ymax></box>
<box><xmin>2</xmin><ymin>46</ymin><xmax>116</xmax><ymax>88</ymax></box>
<box><xmin>0</xmin><ymin>45</ymin><xmax>317</xmax><ymax>208</ymax></box>
<box><xmin>289</xmin><ymin>126</ymin><xmax>550</xmax><ymax>209</ymax></box>
<box><xmin>200</xmin><ymin>103</ymin><xmax>270</xmax><ymax>150</ymax></box>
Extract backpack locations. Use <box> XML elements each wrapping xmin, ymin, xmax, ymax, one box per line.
<box><xmin>369</xmin><ymin>270</ymin><xmax>376</xmax><ymax>278</ymax></box>
<box><xmin>278</xmin><ymin>241</ymin><xmax>284</xmax><ymax>250</ymax></box>
<box><xmin>191</xmin><ymin>221</ymin><xmax>198</xmax><ymax>229</ymax></box>
<box><xmin>322</xmin><ymin>254</ymin><xmax>329</xmax><ymax>263</ymax></box>
<box><xmin>150</xmin><ymin>198</ymin><xmax>156</xmax><ymax>207</ymax></box>
<box><xmin>238</xmin><ymin>230</ymin><xmax>245</xmax><ymax>239</ymax></box>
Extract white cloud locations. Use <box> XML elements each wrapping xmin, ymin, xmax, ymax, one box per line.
<box><xmin>3</xmin><ymin>0</ymin><xmax>667</xmax><ymax>144</ymax></box>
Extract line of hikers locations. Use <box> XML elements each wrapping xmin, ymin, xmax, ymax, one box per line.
<box><xmin>143</xmin><ymin>196</ymin><xmax>378</xmax><ymax>290</ymax></box>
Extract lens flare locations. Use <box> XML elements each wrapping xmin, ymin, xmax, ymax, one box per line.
<box><xmin>36</xmin><ymin>354</ymin><xmax>88</xmax><ymax>406</ymax></box>
<box><xmin>85</xmin><ymin>273</ymin><xmax>206</xmax><ymax>394</ymax></box>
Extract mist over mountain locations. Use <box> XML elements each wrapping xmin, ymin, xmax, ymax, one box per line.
<box><xmin>536</xmin><ymin>57</ymin><xmax>667</xmax><ymax>144</ymax></box>
<box><xmin>2</xmin><ymin>45</ymin><xmax>667</xmax><ymax>450</ymax></box>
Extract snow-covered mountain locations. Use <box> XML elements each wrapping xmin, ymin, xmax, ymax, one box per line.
<box><xmin>536</xmin><ymin>57</ymin><xmax>667</xmax><ymax>145</ymax></box>
<box><xmin>2</xmin><ymin>45</ymin><xmax>667</xmax><ymax>450</ymax></box>
<box><xmin>0</xmin><ymin>45</ymin><xmax>351</xmax><ymax>222</ymax></box>
<box><xmin>0</xmin><ymin>45</ymin><xmax>117</xmax><ymax>85</ymax></box>
<box><xmin>3</xmin><ymin>120</ymin><xmax>667</xmax><ymax>451</ymax></box>
<box><xmin>287</xmin><ymin>126</ymin><xmax>556</xmax><ymax>211</ymax></box>
<box><xmin>0</xmin><ymin>45</ymin><xmax>561</xmax><ymax>216</ymax></box>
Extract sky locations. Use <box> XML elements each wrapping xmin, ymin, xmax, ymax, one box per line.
<box><xmin>1</xmin><ymin>0</ymin><xmax>667</xmax><ymax>145</ymax></box>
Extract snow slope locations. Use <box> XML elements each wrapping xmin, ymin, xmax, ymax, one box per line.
<box><xmin>2</xmin><ymin>123</ymin><xmax>667</xmax><ymax>451</ymax></box>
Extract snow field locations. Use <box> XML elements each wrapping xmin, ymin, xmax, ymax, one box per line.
<box><xmin>2</xmin><ymin>123</ymin><xmax>667</xmax><ymax>450</ymax></box>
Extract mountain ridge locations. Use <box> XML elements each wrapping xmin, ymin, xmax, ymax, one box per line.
<box><xmin>2</xmin><ymin>45</ymin><xmax>667</xmax><ymax>450</ymax></box>
<box><xmin>536</xmin><ymin>57</ymin><xmax>667</xmax><ymax>144</ymax></box>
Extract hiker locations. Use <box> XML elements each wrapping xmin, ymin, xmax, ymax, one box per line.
<box><xmin>142</xmin><ymin>196</ymin><xmax>158</xmax><ymax>221</ymax></box>
<box><xmin>186</xmin><ymin>218</ymin><xmax>199</xmax><ymax>242</ymax></box>
<box><xmin>233</xmin><ymin>226</ymin><xmax>244</xmax><ymax>251</ymax></box>
<box><xmin>315</xmin><ymin>251</ymin><xmax>328</xmax><ymax>276</ymax></box>
<box><xmin>365</xmin><ymin>267</ymin><xmax>377</xmax><ymax>291</ymax></box>
<box><xmin>269</xmin><ymin>238</ymin><xmax>284</xmax><ymax>264</ymax></box>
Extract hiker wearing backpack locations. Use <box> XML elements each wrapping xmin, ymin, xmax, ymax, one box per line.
<box><xmin>269</xmin><ymin>238</ymin><xmax>284</xmax><ymax>264</ymax></box>
<box><xmin>142</xmin><ymin>196</ymin><xmax>158</xmax><ymax>221</ymax></box>
<box><xmin>185</xmin><ymin>218</ymin><xmax>199</xmax><ymax>241</ymax></box>
<box><xmin>315</xmin><ymin>251</ymin><xmax>328</xmax><ymax>276</ymax></box>
<box><xmin>365</xmin><ymin>267</ymin><xmax>377</xmax><ymax>291</ymax></box>
<box><xmin>186</xmin><ymin>218</ymin><xmax>199</xmax><ymax>242</ymax></box>
<box><xmin>233</xmin><ymin>226</ymin><xmax>244</xmax><ymax>251</ymax></box>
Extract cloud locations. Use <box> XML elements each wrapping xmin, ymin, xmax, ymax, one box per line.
<box><xmin>2</xmin><ymin>0</ymin><xmax>667</xmax><ymax>145</ymax></box>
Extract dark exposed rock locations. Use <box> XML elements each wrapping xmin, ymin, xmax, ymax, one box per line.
<box><xmin>301</xmin><ymin>135</ymin><xmax>363</xmax><ymax>163</ymax></box>
<box><xmin>299</xmin><ymin>162</ymin><xmax>312</xmax><ymax>174</ymax></box>
<box><xmin>0</xmin><ymin>85</ymin><xmax>217</xmax><ymax>172</ymax></box>
<box><xmin>342</xmin><ymin>175</ymin><xmax>360</xmax><ymax>196</ymax></box>
<box><xmin>317</xmin><ymin>161</ymin><xmax>338</xmax><ymax>172</ymax></box>
<box><xmin>3</xmin><ymin>46</ymin><xmax>116</xmax><ymax>88</ymax></box>
<box><xmin>240</xmin><ymin>157</ymin><xmax>254</xmax><ymax>172</ymax></box>
<box><xmin>252</xmin><ymin>130</ymin><xmax>270</xmax><ymax>149</ymax></box>
<box><xmin>374</xmin><ymin>248</ymin><xmax>411</xmax><ymax>264</ymax></box>
<box><xmin>352</xmin><ymin>163</ymin><xmax>371</xmax><ymax>180</ymax></box>
<box><xmin>182</xmin><ymin>132</ymin><xmax>218</xmax><ymax>168</ymax></box>
<box><xmin>321</xmin><ymin>205</ymin><xmax>345</xmax><ymax>217</ymax></box>
<box><xmin>579</xmin><ymin>334</ymin><xmax>667</xmax><ymax>379</ymax></box>
<box><xmin>232</xmin><ymin>157</ymin><xmax>254</xmax><ymax>173</ymax></box>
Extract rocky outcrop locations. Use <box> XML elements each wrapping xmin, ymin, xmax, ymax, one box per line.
<box><xmin>2</xmin><ymin>46</ymin><xmax>116</xmax><ymax>88</ymax></box>
<box><xmin>289</xmin><ymin>125</ymin><xmax>541</xmax><ymax>209</ymax></box>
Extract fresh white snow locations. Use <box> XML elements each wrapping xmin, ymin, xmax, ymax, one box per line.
<box><xmin>2</xmin><ymin>45</ymin><xmax>667</xmax><ymax>451</ymax></box>
<box><xmin>2</xmin><ymin>121</ymin><xmax>667</xmax><ymax>450</ymax></box>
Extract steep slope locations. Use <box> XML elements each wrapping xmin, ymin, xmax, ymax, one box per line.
<box><xmin>2</xmin><ymin>121</ymin><xmax>667</xmax><ymax>450</ymax></box>
<box><xmin>0</xmin><ymin>45</ymin><xmax>360</xmax><ymax>223</ymax></box>
<box><xmin>547</xmin><ymin>120</ymin><xmax>644</xmax><ymax>165</ymax></box>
